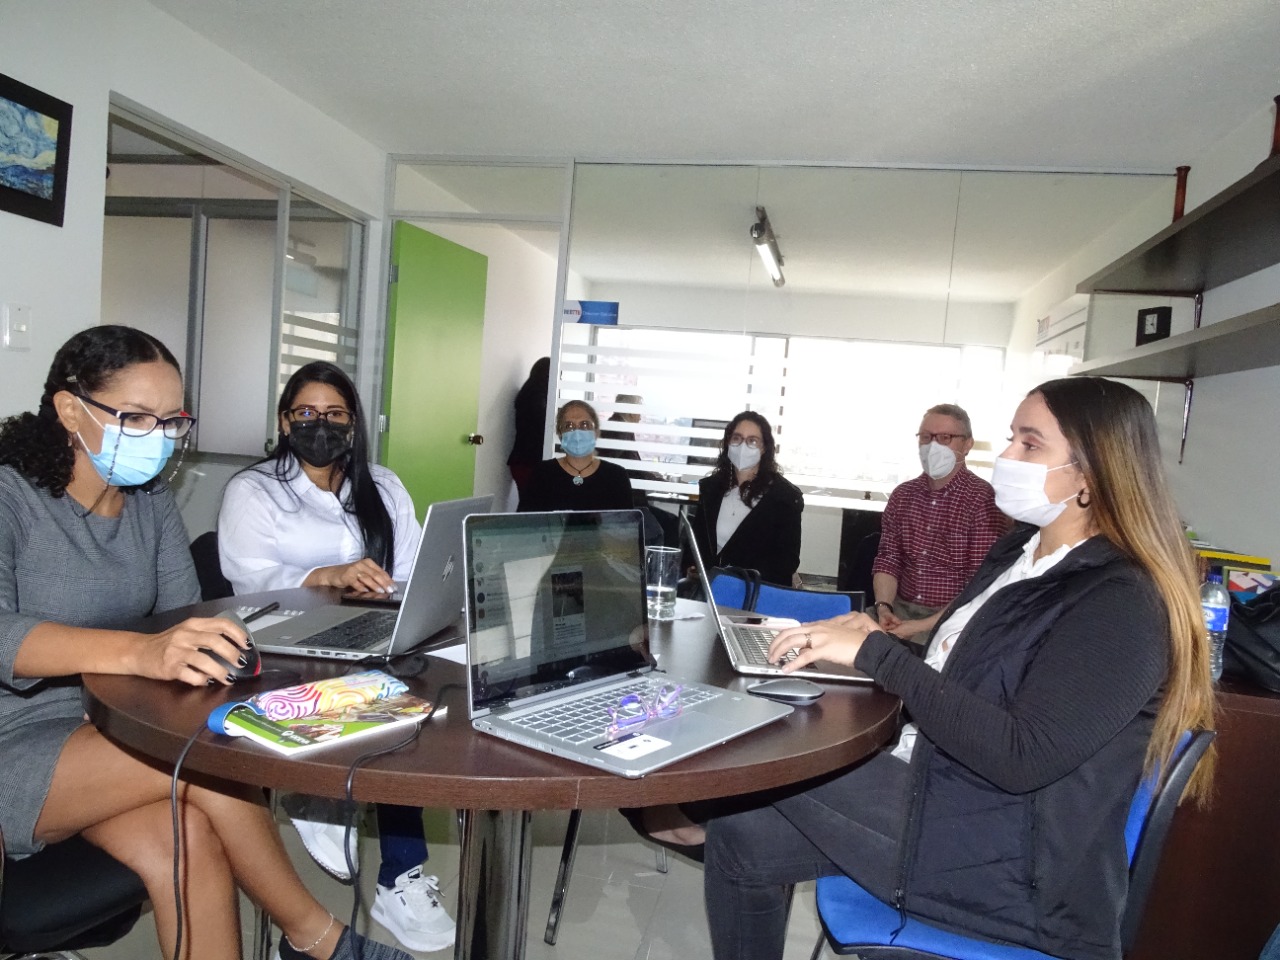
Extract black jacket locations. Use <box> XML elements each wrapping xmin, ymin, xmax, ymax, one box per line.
<box><xmin>853</xmin><ymin>525</ymin><xmax>1168</xmax><ymax>960</ymax></box>
<box><xmin>692</xmin><ymin>472</ymin><xmax>803</xmax><ymax>586</ymax></box>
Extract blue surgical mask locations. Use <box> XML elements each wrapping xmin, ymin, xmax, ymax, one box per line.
<box><xmin>561</xmin><ymin>429</ymin><xmax>597</xmax><ymax>458</ymax></box>
<box><xmin>77</xmin><ymin>402</ymin><xmax>175</xmax><ymax>487</ymax></box>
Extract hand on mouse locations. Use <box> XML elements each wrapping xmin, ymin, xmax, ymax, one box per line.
<box><xmin>770</xmin><ymin>612</ymin><xmax>882</xmax><ymax>674</ymax></box>
<box><xmin>306</xmin><ymin>557</ymin><xmax>395</xmax><ymax>593</ymax></box>
<box><xmin>130</xmin><ymin>616</ymin><xmax>251</xmax><ymax>687</ymax></box>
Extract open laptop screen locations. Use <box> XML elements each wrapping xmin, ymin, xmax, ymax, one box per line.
<box><xmin>464</xmin><ymin>510</ymin><xmax>651</xmax><ymax>713</ymax></box>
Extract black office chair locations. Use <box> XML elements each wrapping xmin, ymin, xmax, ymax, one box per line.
<box><xmin>809</xmin><ymin>729</ymin><xmax>1216</xmax><ymax>959</ymax></box>
<box><xmin>0</xmin><ymin>828</ymin><xmax>148</xmax><ymax>958</ymax></box>
<box><xmin>190</xmin><ymin>530</ymin><xmax>234</xmax><ymax>601</ymax></box>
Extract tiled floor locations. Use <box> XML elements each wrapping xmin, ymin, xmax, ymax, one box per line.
<box><xmin>84</xmin><ymin>807</ymin><xmax>827</xmax><ymax>960</ymax></box>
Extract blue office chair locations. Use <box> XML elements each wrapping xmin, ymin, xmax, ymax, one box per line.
<box><xmin>810</xmin><ymin>729</ymin><xmax>1215</xmax><ymax>960</ymax></box>
<box><xmin>753</xmin><ymin>582</ymin><xmax>865</xmax><ymax>622</ymax></box>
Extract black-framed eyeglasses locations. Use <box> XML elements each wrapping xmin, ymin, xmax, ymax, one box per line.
<box><xmin>728</xmin><ymin>434</ymin><xmax>763</xmax><ymax>449</ymax></box>
<box><xmin>560</xmin><ymin>419</ymin><xmax>596</xmax><ymax>432</ymax></box>
<box><xmin>79</xmin><ymin>394</ymin><xmax>196</xmax><ymax>439</ymax></box>
<box><xmin>917</xmin><ymin>431</ymin><xmax>968</xmax><ymax>445</ymax></box>
<box><xmin>287</xmin><ymin>405</ymin><xmax>353</xmax><ymax>426</ymax></box>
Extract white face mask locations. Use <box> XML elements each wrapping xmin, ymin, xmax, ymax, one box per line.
<box><xmin>991</xmin><ymin>456</ymin><xmax>1081</xmax><ymax>527</ymax></box>
<box><xmin>727</xmin><ymin>443</ymin><xmax>762</xmax><ymax>472</ymax></box>
<box><xmin>918</xmin><ymin>441</ymin><xmax>957</xmax><ymax>480</ymax></box>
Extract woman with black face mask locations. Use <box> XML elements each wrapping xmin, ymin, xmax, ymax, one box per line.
<box><xmin>217</xmin><ymin>361</ymin><xmax>457</xmax><ymax>954</ymax></box>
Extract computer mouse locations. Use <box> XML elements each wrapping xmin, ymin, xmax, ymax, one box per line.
<box><xmin>746</xmin><ymin>677</ymin><xmax>825</xmax><ymax>703</ymax></box>
<box><xmin>200</xmin><ymin>612</ymin><xmax>261</xmax><ymax>682</ymax></box>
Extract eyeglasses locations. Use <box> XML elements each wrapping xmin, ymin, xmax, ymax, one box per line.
<box><xmin>606</xmin><ymin>682</ymin><xmax>683</xmax><ymax>740</ymax></box>
<box><xmin>288</xmin><ymin>406</ymin><xmax>353</xmax><ymax>426</ymax></box>
<box><xmin>917</xmin><ymin>432</ymin><xmax>969</xmax><ymax>445</ymax></box>
<box><xmin>79</xmin><ymin>394</ymin><xmax>196</xmax><ymax>439</ymax></box>
<box><xmin>561</xmin><ymin>420</ymin><xmax>596</xmax><ymax>432</ymax></box>
<box><xmin>728</xmin><ymin>434</ymin><xmax>763</xmax><ymax>449</ymax></box>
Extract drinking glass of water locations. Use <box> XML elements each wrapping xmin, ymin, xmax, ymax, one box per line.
<box><xmin>645</xmin><ymin>545</ymin><xmax>681</xmax><ymax>621</ymax></box>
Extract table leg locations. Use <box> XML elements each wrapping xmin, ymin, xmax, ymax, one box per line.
<box><xmin>455</xmin><ymin>809</ymin><xmax>534</xmax><ymax>960</ymax></box>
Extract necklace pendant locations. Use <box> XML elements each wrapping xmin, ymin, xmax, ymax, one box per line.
<box><xmin>572</xmin><ymin>475</ymin><xmax>584</xmax><ymax>486</ymax></box>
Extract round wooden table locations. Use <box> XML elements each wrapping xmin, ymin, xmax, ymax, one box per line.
<box><xmin>85</xmin><ymin>588</ymin><xmax>900</xmax><ymax>960</ymax></box>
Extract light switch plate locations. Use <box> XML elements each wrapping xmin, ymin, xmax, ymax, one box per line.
<box><xmin>2</xmin><ymin>304</ymin><xmax>32</xmax><ymax>351</ymax></box>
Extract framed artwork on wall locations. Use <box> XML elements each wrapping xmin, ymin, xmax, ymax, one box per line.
<box><xmin>0</xmin><ymin>72</ymin><xmax>73</xmax><ymax>227</ymax></box>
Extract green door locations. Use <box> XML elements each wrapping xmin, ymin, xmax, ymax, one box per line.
<box><xmin>382</xmin><ymin>222</ymin><xmax>488</xmax><ymax>517</ymax></box>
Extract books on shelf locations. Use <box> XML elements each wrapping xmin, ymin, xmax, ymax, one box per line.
<box><xmin>217</xmin><ymin>669</ymin><xmax>442</xmax><ymax>756</ymax></box>
<box><xmin>1187</xmin><ymin>538</ymin><xmax>1272</xmax><ymax>572</ymax></box>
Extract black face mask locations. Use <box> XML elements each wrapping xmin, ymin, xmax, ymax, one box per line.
<box><xmin>287</xmin><ymin>421</ymin><xmax>353</xmax><ymax>468</ymax></box>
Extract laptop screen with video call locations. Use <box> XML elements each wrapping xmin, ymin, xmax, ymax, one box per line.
<box><xmin>463</xmin><ymin>510</ymin><xmax>651</xmax><ymax>716</ymax></box>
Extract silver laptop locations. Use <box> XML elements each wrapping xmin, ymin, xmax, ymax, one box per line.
<box><xmin>681</xmin><ymin>513</ymin><xmax>871</xmax><ymax>683</ymax></box>
<box><xmin>253</xmin><ymin>494</ymin><xmax>494</xmax><ymax>660</ymax></box>
<box><xmin>463</xmin><ymin>510</ymin><xmax>792</xmax><ymax>778</ymax></box>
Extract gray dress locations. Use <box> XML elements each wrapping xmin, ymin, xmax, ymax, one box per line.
<box><xmin>0</xmin><ymin>465</ymin><xmax>200</xmax><ymax>856</ymax></box>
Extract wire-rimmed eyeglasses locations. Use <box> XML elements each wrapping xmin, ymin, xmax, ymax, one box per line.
<box><xmin>78</xmin><ymin>394</ymin><xmax>197</xmax><ymax>439</ymax></box>
<box><xmin>606</xmin><ymin>683</ymin><xmax>683</xmax><ymax>740</ymax></box>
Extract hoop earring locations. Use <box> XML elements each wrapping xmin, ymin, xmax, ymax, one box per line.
<box><xmin>1077</xmin><ymin>490</ymin><xmax>1091</xmax><ymax>508</ymax></box>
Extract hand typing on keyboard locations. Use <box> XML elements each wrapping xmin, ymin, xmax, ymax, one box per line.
<box><xmin>768</xmin><ymin>612</ymin><xmax>881</xmax><ymax>674</ymax></box>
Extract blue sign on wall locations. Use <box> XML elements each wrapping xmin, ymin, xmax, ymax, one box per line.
<box><xmin>563</xmin><ymin>300</ymin><xmax>619</xmax><ymax>325</ymax></box>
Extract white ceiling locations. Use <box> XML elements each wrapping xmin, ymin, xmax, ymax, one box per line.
<box><xmin>136</xmin><ymin>0</ymin><xmax>1280</xmax><ymax>301</ymax></box>
<box><xmin>146</xmin><ymin>0</ymin><xmax>1280</xmax><ymax>170</ymax></box>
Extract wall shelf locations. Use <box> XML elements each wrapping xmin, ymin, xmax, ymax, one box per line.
<box><xmin>1069</xmin><ymin>302</ymin><xmax>1280</xmax><ymax>380</ymax></box>
<box><xmin>1077</xmin><ymin>152</ymin><xmax>1280</xmax><ymax>296</ymax></box>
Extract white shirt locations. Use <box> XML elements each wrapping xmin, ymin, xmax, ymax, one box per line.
<box><xmin>716</xmin><ymin>488</ymin><xmax>753</xmax><ymax>552</ymax></box>
<box><xmin>217</xmin><ymin>461</ymin><xmax>421</xmax><ymax>595</ymax></box>
<box><xmin>891</xmin><ymin>532</ymin><xmax>1084</xmax><ymax>764</ymax></box>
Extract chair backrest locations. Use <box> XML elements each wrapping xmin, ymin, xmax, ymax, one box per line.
<box><xmin>190</xmin><ymin>530</ymin><xmax>234</xmax><ymax>601</ymax></box>
<box><xmin>1119</xmin><ymin>728</ymin><xmax>1215</xmax><ymax>950</ymax></box>
<box><xmin>841</xmin><ymin>531</ymin><xmax>882</xmax><ymax>598</ymax></box>
<box><xmin>754</xmin><ymin>582</ymin><xmax>864</xmax><ymax>622</ymax></box>
<box><xmin>0</xmin><ymin>830</ymin><xmax>146</xmax><ymax>953</ymax></box>
<box><xmin>709</xmin><ymin>569</ymin><xmax>761</xmax><ymax>611</ymax></box>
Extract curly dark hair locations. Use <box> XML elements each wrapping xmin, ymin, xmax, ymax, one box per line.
<box><xmin>247</xmin><ymin>361</ymin><xmax>394</xmax><ymax>571</ymax></box>
<box><xmin>706</xmin><ymin>410</ymin><xmax>781</xmax><ymax>506</ymax></box>
<box><xmin>0</xmin><ymin>325</ymin><xmax>181</xmax><ymax>496</ymax></box>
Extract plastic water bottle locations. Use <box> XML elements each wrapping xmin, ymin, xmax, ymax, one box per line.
<box><xmin>1200</xmin><ymin>570</ymin><xmax>1230</xmax><ymax>683</ymax></box>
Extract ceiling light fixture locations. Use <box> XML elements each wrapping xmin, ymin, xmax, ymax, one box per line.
<box><xmin>750</xmin><ymin>205</ymin><xmax>785</xmax><ymax>288</ymax></box>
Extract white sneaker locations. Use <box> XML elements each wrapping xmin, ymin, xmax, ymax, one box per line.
<box><xmin>371</xmin><ymin>866</ymin><xmax>456</xmax><ymax>953</ymax></box>
<box><xmin>292</xmin><ymin>816</ymin><xmax>358</xmax><ymax>881</ymax></box>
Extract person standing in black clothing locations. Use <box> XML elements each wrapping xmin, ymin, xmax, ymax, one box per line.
<box><xmin>691</xmin><ymin>411</ymin><xmax>802</xmax><ymax>587</ymax></box>
<box><xmin>518</xmin><ymin>399</ymin><xmax>633</xmax><ymax>512</ymax></box>
<box><xmin>702</xmin><ymin>378</ymin><xmax>1216</xmax><ymax>960</ymax></box>
<box><xmin>507</xmin><ymin>357</ymin><xmax>550</xmax><ymax>501</ymax></box>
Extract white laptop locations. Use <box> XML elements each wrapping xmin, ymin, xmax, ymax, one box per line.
<box><xmin>463</xmin><ymin>509</ymin><xmax>793</xmax><ymax>778</ymax></box>
<box><xmin>682</xmin><ymin>513</ymin><xmax>871</xmax><ymax>683</ymax></box>
<box><xmin>252</xmin><ymin>494</ymin><xmax>494</xmax><ymax>660</ymax></box>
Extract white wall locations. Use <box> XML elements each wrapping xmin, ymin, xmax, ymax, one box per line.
<box><xmin>101</xmin><ymin>217</ymin><xmax>190</xmax><ymax>358</ymax></box>
<box><xmin>0</xmin><ymin>0</ymin><xmax>387</xmax><ymax>534</ymax></box>
<box><xmin>1008</xmin><ymin>102</ymin><xmax>1280</xmax><ymax>560</ymax></box>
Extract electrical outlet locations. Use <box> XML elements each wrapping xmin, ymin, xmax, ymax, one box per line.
<box><xmin>2</xmin><ymin>304</ymin><xmax>32</xmax><ymax>351</ymax></box>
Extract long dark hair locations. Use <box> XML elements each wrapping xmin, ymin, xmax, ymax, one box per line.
<box><xmin>256</xmin><ymin>361</ymin><xmax>394</xmax><ymax>571</ymax></box>
<box><xmin>1035</xmin><ymin>377</ymin><xmax>1213</xmax><ymax>803</ymax></box>
<box><xmin>707</xmin><ymin>410</ymin><xmax>780</xmax><ymax>506</ymax></box>
<box><xmin>0</xmin><ymin>325</ymin><xmax>181</xmax><ymax>496</ymax></box>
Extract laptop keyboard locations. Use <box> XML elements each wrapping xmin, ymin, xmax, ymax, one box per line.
<box><xmin>304</xmin><ymin>610</ymin><xmax>399</xmax><ymax>651</ymax></box>
<box><xmin>732</xmin><ymin>625</ymin><xmax>798</xmax><ymax>666</ymax></box>
<box><xmin>508</xmin><ymin>680</ymin><xmax>721</xmax><ymax>745</ymax></box>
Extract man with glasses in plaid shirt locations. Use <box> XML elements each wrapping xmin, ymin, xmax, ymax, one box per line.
<box><xmin>871</xmin><ymin>404</ymin><xmax>1009</xmax><ymax>642</ymax></box>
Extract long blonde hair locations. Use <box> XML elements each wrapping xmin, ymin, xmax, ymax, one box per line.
<box><xmin>1037</xmin><ymin>378</ymin><xmax>1215</xmax><ymax>803</ymax></box>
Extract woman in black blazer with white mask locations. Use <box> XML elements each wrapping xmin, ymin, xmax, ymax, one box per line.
<box><xmin>692</xmin><ymin>411</ymin><xmax>803</xmax><ymax>586</ymax></box>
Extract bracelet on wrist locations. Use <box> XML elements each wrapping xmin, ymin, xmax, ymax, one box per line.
<box><xmin>873</xmin><ymin>600</ymin><xmax>893</xmax><ymax>612</ymax></box>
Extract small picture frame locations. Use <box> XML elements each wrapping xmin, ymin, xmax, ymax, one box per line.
<box><xmin>1135</xmin><ymin>306</ymin><xmax>1172</xmax><ymax>346</ymax></box>
<box><xmin>0</xmin><ymin>72</ymin><xmax>73</xmax><ymax>228</ymax></box>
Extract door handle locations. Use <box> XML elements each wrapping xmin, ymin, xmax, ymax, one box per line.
<box><xmin>467</xmin><ymin>434</ymin><xmax>484</xmax><ymax>445</ymax></box>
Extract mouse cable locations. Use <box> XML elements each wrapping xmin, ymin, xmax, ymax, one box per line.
<box><xmin>339</xmin><ymin>683</ymin><xmax>462</xmax><ymax>960</ymax></box>
<box><xmin>168</xmin><ymin>723</ymin><xmax>207</xmax><ymax>960</ymax></box>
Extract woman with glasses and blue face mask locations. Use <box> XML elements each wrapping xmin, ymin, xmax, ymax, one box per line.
<box><xmin>0</xmin><ymin>326</ymin><xmax>420</xmax><ymax>960</ymax></box>
<box><xmin>217</xmin><ymin>360</ymin><xmax>456</xmax><ymax>955</ymax></box>
<box><xmin>690</xmin><ymin>411</ymin><xmax>803</xmax><ymax>588</ymax></box>
<box><xmin>701</xmin><ymin>378</ymin><xmax>1216</xmax><ymax>960</ymax></box>
<box><xmin>517</xmin><ymin>399</ymin><xmax>634</xmax><ymax>512</ymax></box>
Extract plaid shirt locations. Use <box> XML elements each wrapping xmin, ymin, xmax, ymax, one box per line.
<box><xmin>872</xmin><ymin>468</ymin><xmax>1009</xmax><ymax>609</ymax></box>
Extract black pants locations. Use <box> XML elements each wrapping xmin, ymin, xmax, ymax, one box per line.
<box><xmin>703</xmin><ymin>749</ymin><xmax>910</xmax><ymax>960</ymax></box>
